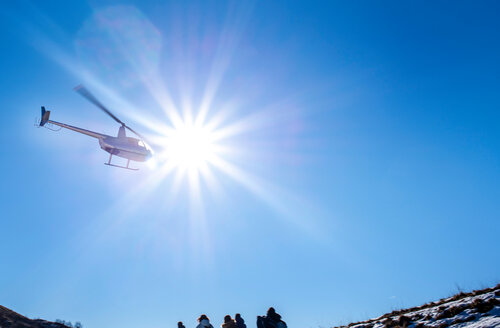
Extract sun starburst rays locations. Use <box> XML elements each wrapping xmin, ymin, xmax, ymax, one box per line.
<box><xmin>22</xmin><ymin>3</ymin><xmax>327</xmax><ymax>269</ymax></box>
<box><xmin>145</xmin><ymin>104</ymin><xmax>233</xmax><ymax>200</ymax></box>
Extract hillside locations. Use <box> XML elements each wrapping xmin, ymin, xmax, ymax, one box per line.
<box><xmin>0</xmin><ymin>305</ymin><xmax>68</xmax><ymax>328</ymax></box>
<box><xmin>335</xmin><ymin>284</ymin><xmax>500</xmax><ymax>328</ymax></box>
<box><xmin>1</xmin><ymin>284</ymin><xmax>498</xmax><ymax>328</ymax></box>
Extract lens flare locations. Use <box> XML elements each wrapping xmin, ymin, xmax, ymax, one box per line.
<box><xmin>25</xmin><ymin>3</ymin><xmax>324</xmax><ymax>257</ymax></box>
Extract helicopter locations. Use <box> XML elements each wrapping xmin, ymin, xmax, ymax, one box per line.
<box><xmin>39</xmin><ymin>85</ymin><xmax>153</xmax><ymax>170</ymax></box>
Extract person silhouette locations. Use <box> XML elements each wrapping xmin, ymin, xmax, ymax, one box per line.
<box><xmin>197</xmin><ymin>315</ymin><xmax>214</xmax><ymax>328</ymax></box>
<box><xmin>235</xmin><ymin>313</ymin><xmax>246</xmax><ymax>328</ymax></box>
<box><xmin>178</xmin><ymin>322</ymin><xmax>186</xmax><ymax>328</ymax></box>
<box><xmin>222</xmin><ymin>315</ymin><xmax>237</xmax><ymax>328</ymax></box>
<box><xmin>257</xmin><ymin>307</ymin><xmax>287</xmax><ymax>328</ymax></box>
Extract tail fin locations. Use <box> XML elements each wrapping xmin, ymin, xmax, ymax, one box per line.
<box><xmin>40</xmin><ymin>106</ymin><xmax>50</xmax><ymax>126</ymax></box>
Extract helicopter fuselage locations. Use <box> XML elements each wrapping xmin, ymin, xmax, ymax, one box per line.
<box><xmin>99</xmin><ymin>135</ymin><xmax>152</xmax><ymax>162</ymax></box>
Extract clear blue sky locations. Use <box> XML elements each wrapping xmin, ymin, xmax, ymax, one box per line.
<box><xmin>1</xmin><ymin>1</ymin><xmax>499</xmax><ymax>328</ymax></box>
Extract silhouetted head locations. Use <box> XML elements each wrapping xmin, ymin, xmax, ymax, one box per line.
<box><xmin>198</xmin><ymin>315</ymin><xmax>210</xmax><ymax>322</ymax></box>
<box><xmin>235</xmin><ymin>314</ymin><xmax>242</xmax><ymax>321</ymax></box>
<box><xmin>224</xmin><ymin>315</ymin><xmax>232</xmax><ymax>323</ymax></box>
<box><xmin>267</xmin><ymin>308</ymin><xmax>281</xmax><ymax>321</ymax></box>
<box><xmin>178</xmin><ymin>322</ymin><xmax>184</xmax><ymax>328</ymax></box>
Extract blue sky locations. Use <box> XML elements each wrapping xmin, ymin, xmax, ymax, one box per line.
<box><xmin>1</xmin><ymin>1</ymin><xmax>499</xmax><ymax>328</ymax></box>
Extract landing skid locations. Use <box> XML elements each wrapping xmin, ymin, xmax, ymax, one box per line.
<box><xmin>104</xmin><ymin>162</ymin><xmax>139</xmax><ymax>171</ymax></box>
<box><xmin>105</xmin><ymin>154</ymin><xmax>138</xmax><ymax>171</ymax></box>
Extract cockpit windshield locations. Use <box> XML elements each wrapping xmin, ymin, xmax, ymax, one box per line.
<box><xmin>127</xmin><ymin>137</ymin><xmax>153</xmax><ymax>152</ymax></box>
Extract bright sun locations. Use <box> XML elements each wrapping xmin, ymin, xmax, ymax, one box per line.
<box><xmin>162</xmin><ymin>123</ymin><xmax>216</xmax><ymax>170</ymax></box>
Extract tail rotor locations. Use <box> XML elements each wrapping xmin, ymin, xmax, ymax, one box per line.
<box><xmin>40</xmin><ymin>106</ymin><xmax>51</xmax><ymax>126</ymax></box>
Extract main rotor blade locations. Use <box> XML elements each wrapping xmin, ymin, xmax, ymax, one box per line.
<box><xmin>74</xmin><ymin>85</ymin><xmax>125</xmax><ymax>126</ymax></box>
<box><xmin>74</xmin><ymin>85</ymin><xmax>153</xmax><ymax>150</ymax></box>
<box><xmin>125</xmin><ymin>126</ymin><xmax>153</xmax><ymax>150</ymax></box>
<box><xmin>125</xmin><ymin>125</ymin><xmax>145</xmax><ymax>142</ymax></box>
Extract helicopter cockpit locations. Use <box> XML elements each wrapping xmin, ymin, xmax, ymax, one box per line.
<box><xmin>127</xmin><ymin>137</ymin><xmax>153</xmax><ymax>152</ymax></box>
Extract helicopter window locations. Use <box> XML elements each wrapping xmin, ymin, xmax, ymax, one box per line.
<box><xmin>138</xmin><ymin>140</ymin><xmax>145</xmax><ymax>147</ymax></box>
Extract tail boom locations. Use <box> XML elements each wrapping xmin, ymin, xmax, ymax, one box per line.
<box><xmin>40</xmin><ymin>106</ymin><xmax>51</xmax><ymax>126</ymax></box>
